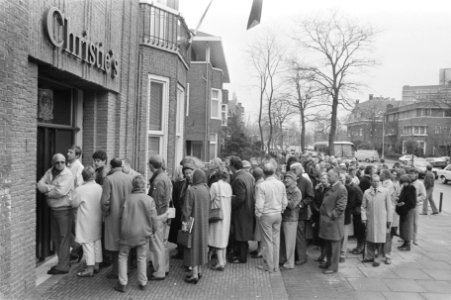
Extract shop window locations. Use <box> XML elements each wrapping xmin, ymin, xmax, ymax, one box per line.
<box><xmin>211</xmin><ymin>89</ymin><xmax>221</xmax><ymax>119</ymax></box>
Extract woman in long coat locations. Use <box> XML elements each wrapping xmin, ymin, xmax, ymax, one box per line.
<box><xmin>208</xmin><ymin>169</ymin><xmax>232</xmax><ymax>271</ymax></box>
<box><xmin>396</xmin><ymin>174</ymin><xmax>417</xmax><ymax>251</ymax></box>
<box><xmin>72</xmin><ymin>166</ymin><xmax>103</xmax><ymax>277</ymax></box>
<box><xmin>182</xmin><ymin>169</ymin><xmax>210</xmax><ymax>283</ymax></box>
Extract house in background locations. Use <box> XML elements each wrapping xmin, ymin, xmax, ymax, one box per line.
<box><xmin>186</xmin><ymin>32</ymin><xmax>230</xmax><ymax>161</ymax></box>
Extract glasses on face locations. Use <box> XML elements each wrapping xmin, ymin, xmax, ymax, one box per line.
<box><xmin>55</xmin><ymin>161</ymin><xmax>66</xmax><ymax>165</ymax></box>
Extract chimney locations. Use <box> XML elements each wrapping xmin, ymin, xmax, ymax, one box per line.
<box><xmin>369</xmin><ymin>94</ymin><xmax>374</xmax><ymax>100</ymax></box>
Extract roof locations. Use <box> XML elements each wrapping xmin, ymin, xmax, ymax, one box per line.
<box><xmin>192</xmin><ymin>31</ymin><xmax>230</xmax><ymax>83</ymax></box>
<box><xmin>386</xmin><ymin>100</ymin><xmax>451</xmax><ymax>114</ymax></box>
<box><xmin>346</xmin><ymin>99</ymin><xmax>406</xmax><ymax>124</ymax></box>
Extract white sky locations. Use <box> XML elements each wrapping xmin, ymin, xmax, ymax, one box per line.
<box><xmin>179</xmin><ymin>0</ymin><xmax>451</xmax><ymax>120</ymax></box>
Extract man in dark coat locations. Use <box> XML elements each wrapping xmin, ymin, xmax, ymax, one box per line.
<box><xmin>229</xmin><ymin>156</ymin><xmax>255</xmax><ymax>263</ymax></box>
<box><xmin>318</xmin><ymin>169</ymin><xmax>348</xmax><ymax>274</ymax></box>
<box><xmin>289</xmin><ymin>163</ymin><xmax>314</xmax><ymax>265</ymax></box>
<box><xmin>342</xmin><ymin>175</ymin><xmax>363</xmax><ymax>262</ymax></box>
<box><xmin>351</xmin><ymin>165</ymin><xmax>373</xmax><ymax>254</ymax></box>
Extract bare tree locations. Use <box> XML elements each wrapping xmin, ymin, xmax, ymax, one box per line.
<box><xmin>285</xmin><ymin>61</ymin><xmax>328</xmax><ymax>151</ymax></box>
<box><xmin>248</xmin><ymin>32</ymin><xmax>284</xmax><ymax>153</ymax></box>
<box><xmin>270</xmin><ymin>97</ymin><xmax>296</xmax><ymax>151</ymax></box>
<box><xmin>293</xmin><ymin>12</ymin><xmax>376</xmax><ymax>155</ymax></box>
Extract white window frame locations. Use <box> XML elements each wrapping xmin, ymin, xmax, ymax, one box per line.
<box><xmin>221</xmin><ymin>103</ymin><xmax>228</xmax><ymax>126</ymax></box>
<box><xmin>147</xmin><ymin>74</ymin><xmax>169</xmax><ymax>172</ymax></box>
<box><xmin>209</xmin><ymin>133</ymin><xmax>218</xmax><ymax>160</ymax></box>
<box><xmin>175</xmin><ymin>84</ymin><xmax>185</xmax><ymax>168</ymax></box>
<box><xmin>211</xmin><ymin>88</ymin><xmax>222</xmax><ymax>120</ymax></box>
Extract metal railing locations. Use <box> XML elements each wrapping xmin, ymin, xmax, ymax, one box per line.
<box><xmin>140</xmin><ymin>3</ymin><xmax>191</xmax><ymax>65</ymax></box>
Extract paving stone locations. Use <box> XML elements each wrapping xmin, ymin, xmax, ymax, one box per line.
<box><xmin>422</xmin><ymin>269</ymin><xmax>451</xmax><ymax>280</ymax></box>
<box><xmin>382</xmin><ymin>292</ymin><xmax>425</xmax><ymax>300</ymax></box>
<box><xmin>357</xmin><ymin>266</ymin><xmax>399</xmax><ymax>279</ymax></box>
<box><xmin>346</xmin><ymin>278</ymin><xmax>390</xmax><ymax>292</ymax></box>
<box><xmin>416</xmin><ymin>280</ymin><xmax>451</xmax><ymax>293</ymax></box>
<box><xmin>355</xmin><ymin>291</ymin><xmax>386</xmax><ymax>300</ymax></box>
<box><xmin>391</xmin><ymin>267</ymin><xmax>433</xmax><ymax>280</ymax></box>
<box><xmin>422</xmin><ymin>293</ymin><xmax>451</xmax><ymax>300</ymax></box>
<box><xmin>383</xmin><ymin>278</ymin><xmax>426</xmax><ymax>293</ymax></box>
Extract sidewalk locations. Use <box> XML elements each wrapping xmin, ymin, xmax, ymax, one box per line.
<box><xmin>30</xmin><ymin>212</ymin><xmax>451</xmax><ymax>300</ymax></box>
<box><xmin>282</xmin><ymin>211</ymin><xmax>451</xmax><ymax>300</ymax></box>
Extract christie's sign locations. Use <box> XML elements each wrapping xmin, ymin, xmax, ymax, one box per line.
<box><xmin>44</xmin><ymin>7</ymin><xmax>119</xmax><ymax>78</ymax></box>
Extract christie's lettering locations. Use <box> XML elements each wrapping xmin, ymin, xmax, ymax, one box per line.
<box><xmin>44</xmin><ymin>7</ymin><xmax>118</xmax><ymax>78</ymax></box>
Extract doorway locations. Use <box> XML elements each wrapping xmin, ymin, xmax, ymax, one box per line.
<box><xmin>36</xmin><ymin>78</ymin><xmax>80</xmax><ymax>261</ymax></box>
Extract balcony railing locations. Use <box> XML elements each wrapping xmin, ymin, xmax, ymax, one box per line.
<box><xmin>140</xmin><ymin>2</ymin><xmax>191</xmax><ymax>65</ymax></box>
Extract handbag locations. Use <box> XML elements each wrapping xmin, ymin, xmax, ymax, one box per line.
<box><xmin>167</xmin><ymin>200</ymin><xmax>176</xmax><ymax>219</ymax></box>
<box><xmin>177</xmin><ymin>217</ymin><xmax>194</xmax><ymax>248</ymax></box>
<box><xmin>209</xmin><ymin>183</ymin><xmax>224</xmax><ymax>222</ymax></box>
<box><xmin>177</xmin><ymin>230</ymin><xmax>192</xmax><ymax>248</ymax></box>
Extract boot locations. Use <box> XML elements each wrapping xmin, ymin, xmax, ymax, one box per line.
<box><xmin>398</xmin><ymin>241</ymin><xmax>411</xmax><ymax>251</ymax></box>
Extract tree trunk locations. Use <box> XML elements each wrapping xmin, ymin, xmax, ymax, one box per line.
<box><xmin>328</xmin><ymin>93</ymin><xmax>339</xmax><ymax>156</ymax></box>
<box><xmin>300</xmin><ymin>108</ymin><xmax>306</xmax><ymax>152</ymax></box>
<box><xmin>258</xmin><ymin>76</ymin><xmax>264</xmax><ymax>153</ymax></box>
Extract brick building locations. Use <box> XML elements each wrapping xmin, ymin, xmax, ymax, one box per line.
<box><xmin>385</xmin><ymin>101</ymin><xmax>451</xmax><ymax>156</ymax></box>
<box><xmin>185</xmin><ymin>32</ymin><xmax>230</xmax><ymax>161</ymax></box>
<box><xmin>0</xmin><ymin>0</ymin><xmax>192</xmax><ymax>297</ymax></box>
<box><xmin>346</xmin><ymin>95</ymin><xmax>404</xmax><ymax>151</ymax></box>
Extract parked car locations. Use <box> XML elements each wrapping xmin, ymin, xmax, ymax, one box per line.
<box><xmin>399</xmin><ymin>154</ymin><xmax>417</xmax><ymax>164</ymax></box>
<box><xmin>436</xmin><ymin>164</ymin><xmax>451</xmax><ymax>184</ymax></box>
<box><xmin>355</xmin><ymin>149</ymin><xmax>379</xmax><ymax>163</ymax></box>
<box><xmin>399</xmin><ymin>157</ymin><xmax>430</xmax><ymax>179</ymax></box>
<box><xmin>426</xmin><ymin>157</ymin><xmax>448</xmax><ymax>169</ymax></box>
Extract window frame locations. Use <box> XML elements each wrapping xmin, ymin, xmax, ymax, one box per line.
<box><xmin>211</xmin><ymin>88</ymin><xmax>222</xmax><ymax>120</ymax></box>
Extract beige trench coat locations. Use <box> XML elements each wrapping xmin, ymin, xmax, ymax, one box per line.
<box><xmin>361</xmin><ymin>186</ymin><xmax>393</xmax><ymax>243</ymax></box>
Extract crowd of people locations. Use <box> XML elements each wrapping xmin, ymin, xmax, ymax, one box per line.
<box><xmin>36</xmin><ymin>146</ymin><xmax>439</xmax><ymax>292</ymax></box>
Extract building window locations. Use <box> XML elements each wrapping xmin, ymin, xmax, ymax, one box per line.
<box><xmin>209</xmin><ymin>133</ymin><xmax>218</xmax><ymax>160</ymax></box>
<box><xmin>221</xmin><ymin>104</ymin><xmax>228</xmax><ymax>126</ymax></box>
<box><xmin>175</xmin><ymin>85</ymin><xmax>185</xmax><ymax>168</ymax></box>
<box><xmin>147</xmin><ymin>74</ymin><xmax>169</xmax><ymax>168</ymax></box>
<box><xmin>359</xmin><ymin>128</ymin><xmax>363</xmax><ymax>136</ymax></box>
<box><xmin>211</xmin><ymin>89</ymin><xmax>222</xmax><ymax>119</ymax></box>
<box><xmin>186</xmin><ymin>83</ymin><xmax>190</xmax><ymax>117</ymax></box>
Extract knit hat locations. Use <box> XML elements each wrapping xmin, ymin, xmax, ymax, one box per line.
<box><xmin>242</xmin><ymin>160</ymin><xmax>251</xmax><ymax>169</ymax></box>
<box><xmin>182</xmin><ymin>162</ymin><xmax>195</xmax><ymax>174</ymax></box>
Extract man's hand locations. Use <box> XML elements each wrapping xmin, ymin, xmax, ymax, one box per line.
<box><xmin>362</xmin><ymin>220</ymin><xmax>367</xmax><ymax>226</ymax></box>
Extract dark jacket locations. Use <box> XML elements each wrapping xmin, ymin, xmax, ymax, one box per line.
<box><xmin>231</xmin><ymin>169</ymin><xmax>255</xmax><ymax>241</ymax></box>
<box><xmin>283</xmin><ymin>181</ymin><xmax>302</xmax><ymax>222</ymax></box>
<box><xmin>396</xmin><ymin>185</ymin><xmax>417</xmax><ymax>216</ymax></box>
<box><xmin>423</xmin><ymin>171</ymin><xmax>435</xmax><ymax>190</ymax></box>
<box><xmin>319</xmin><ymin>182</ymin><xmax>348</xmax><ymax>241</ymax></box>
<box><xmin>345</xmin><ymin>183</ymin><xmax>363</xmax><ymax>225</ymax></box>
<box><xmin>359</xmin><ymin>175</ymin><xmax>372</xmax><ymax>193</ymax></box>
<box><xmin>297</xmin><ymin>176</ymin><xmax>314</xmax><ymax>220</ymax></box>
<box><xmin>148</xmin><ymin>169</ymin><xmax>173</xmax><ymax>216</ymax></box>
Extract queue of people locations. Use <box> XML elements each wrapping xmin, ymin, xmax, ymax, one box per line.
<box><xmin>37</xmin><ymin>147</ymin><xmax>432</xmax><ymax>292</ymax></box>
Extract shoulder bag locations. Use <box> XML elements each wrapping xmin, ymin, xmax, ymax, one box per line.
<box><xmin>209</xmin><ymin>182</ymin><xmax>224</xmax><ymax>222</ymax></box>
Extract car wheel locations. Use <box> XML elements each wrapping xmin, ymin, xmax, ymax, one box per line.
<box><xmin>440</xmin><ymin>176</ymin><xmax>448</xmax><ymax>184</ymax></box>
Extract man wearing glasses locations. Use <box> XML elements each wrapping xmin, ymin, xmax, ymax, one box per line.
<box><xmin>37</xmin><ymin>153</ymin><xmax>74</xmax><ymax>274</ymax></box>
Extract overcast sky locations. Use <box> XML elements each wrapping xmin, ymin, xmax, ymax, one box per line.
<box><xmin>179</xmin><ymin>0</ymin><xmax>451</xmax><ymax>120</ymax></box>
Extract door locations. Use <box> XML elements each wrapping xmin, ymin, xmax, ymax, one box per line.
<box><xmin>36</xmin><ymin>80</ymin><xmax>78</xmax><ymax>261</ymax></box>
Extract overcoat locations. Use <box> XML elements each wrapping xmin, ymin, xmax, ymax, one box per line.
<box><xmin>361</xmin><ymin>186</ymin><xmax>393</xmax><ymax>243</ymax></box>
<box><xmin>318</xmin><ymin>182</ymin><xmax>348</xmax><ymax>241</ymax></box>
<box><xmin>101</xmin><ymin>168</ymin><xmax>132</xmax><ymax>251</ymax></box>
<box><xmin>231</xmin><ymin>170</ymin><xmax>255</xmax><ymax>241</ymax></box>
<box><xmin>208</xmin><ymin>180</ymin><xmax>233</xmax><ymax>248</ymax></box>
<box><xmin>397</xmin><ymin>184</ymin><xmax>417</xmax><ymax>241</ymax></box>
<box><xmin>72</xmin><ymin>181</ymin><xmax>103</xmax><ymax>244</ymax></box>
<box><xmin>182</xmin><ymin>170</ymin><xmax>210</xmax><ymax>267</ymax></box>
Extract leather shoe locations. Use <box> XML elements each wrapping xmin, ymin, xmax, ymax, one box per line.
<box><xmin>432</xmin><ymin>212</ymin><xmax>439</xmax><ymax>215</ymax></box>
<box><xmin>372</xmin><ymin>261</ymin><xmax>380</xmax><ymax>267</ymax></box>
<box><xmin>319</xmin><ymin>263</ymin><xmax>330</xmax><ymax>269</ymax></box>
<box><xmin>149</xmin><ymin>275</ymin><xmax>165</xmax><ymax>281</ymax></box>
<box><xmin>362</xmin><ymin>259</ymin><xmax>374</xmax><ymax>263</ymax></box>
<box><xmin>139</xmin><ymin>284</ymin><xmax>147</xmax><ymax>290</ymax></box>
<box><xmin>295</xmin><ymin>260</ymin><xmax>307</xmax><ymax>266</ymax></box>
<box><xmin>76</xmin><ymin>270</ymin><xmax>94</xmax><ymax>277</ymax></box>
<box><xmin>47</xmin><ymin>268</ymin><xmax>69</xmax><ymax>275</ymax></box>
<box><xmin>184</xmin><ymin>276</ymin><xmax>199</xmax><ymax>284</ymax></box>
<box><xmin>323</xmin><ymin>269</ymin><xmax>337</xmax><ymax>274</ymax></box>
<box><xmin>114</xmin><ymin>283</ymin><xmax>127</xmax><ymax>293</ymax></box>
<box><xmin>210</xmin><ymin>264</ymin><xmax>225</xmax><ymax>271</ymax></box>
<box><xmin>230</xmin><ymin>258</ymin><xmax>245</xmax><ymax>264</ymax></box>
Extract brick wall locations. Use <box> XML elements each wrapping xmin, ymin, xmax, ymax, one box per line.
<box><xmin>0</xmin><ymin>0</ymin><xmax>38</xmax><ymax>298</ymax></box>
<box><xmin>136</xmin><ymin>45</ymin><xmax>189</xmax><ymax>177</ymax></box>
